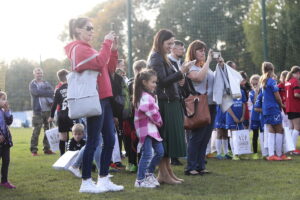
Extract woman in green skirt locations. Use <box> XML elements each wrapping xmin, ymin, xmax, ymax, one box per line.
<box><xmin>147</xmin><ymin>29</ymin><xmax>193</xmax><ymax>184</ymax></box>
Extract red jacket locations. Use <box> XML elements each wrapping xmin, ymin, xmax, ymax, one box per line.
<box><xmin>64</xmin><ymin>40</ymin><xmax>118</xmax><ymax>99</ymax></box>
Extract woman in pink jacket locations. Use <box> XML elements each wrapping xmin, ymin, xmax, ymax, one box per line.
<box><xmin>65</xmin><ymin>17</ymin><xmax>123</xmax><ymax>193</ymax></box>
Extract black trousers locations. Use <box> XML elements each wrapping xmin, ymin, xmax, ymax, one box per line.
<box><xmin>0</xmin><ymin>144</ymin><xmax>10</xmax><ymax>183</ymax></box>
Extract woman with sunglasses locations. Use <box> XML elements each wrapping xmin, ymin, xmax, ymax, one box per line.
<box><xmin>65</xmin><ymin>17</ymin><xmax>124</xmax><ymax>193</ymax></box>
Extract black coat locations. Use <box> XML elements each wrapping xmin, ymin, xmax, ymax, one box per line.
<box><xmin>148</xmin><ymin>52</ymin><xmax>183</xmax><ymax>101</ymax></box>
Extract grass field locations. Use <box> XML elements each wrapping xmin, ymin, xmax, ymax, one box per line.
<box><xmin>1</xmin><ymin>128</ymin><xmax>300</xmax><ymax>200</ymax></box>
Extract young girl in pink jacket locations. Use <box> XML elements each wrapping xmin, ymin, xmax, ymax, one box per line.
<box><xmin>133</xmin><ymin>69</ymin><xmax>164</xmax><ymax>188</ymax></box>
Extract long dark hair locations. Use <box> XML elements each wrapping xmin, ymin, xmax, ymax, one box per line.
<box><xmin>133</xmin><ymin>69</ymin><xmax>157</xmax><ymax>108</ymax></box>
<box><xmin>149</xmin><ymin>29</ymin><xmax>174</xmax><ymax>64</ymax></box>
<box><xmin>69</xmin><ymin>17</ymin><xmax>90</xmax><ymax>40</ymax></box>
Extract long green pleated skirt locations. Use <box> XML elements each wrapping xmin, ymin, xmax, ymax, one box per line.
<box><xmin>158</xmin><ymin>99</ymin><xmax>186</xmax><ymax>157</ymax></box>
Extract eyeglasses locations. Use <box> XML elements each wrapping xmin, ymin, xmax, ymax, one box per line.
<box><xmin>83</xmin><ymin>26</ymin><xmax>94</xmax><ymax>31</ymax></box>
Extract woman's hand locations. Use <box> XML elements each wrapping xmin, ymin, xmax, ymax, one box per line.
<box><xmin>3</xmin><ymin>101</ymin><xmax>9</xmax><ymax>112</ymax></box>
<box><xmin>207</xmin><ymin>49</ymin><xmax>213</xmax><ymax>64</ymax></box>
<box><xmin>217</xmin><ymin>56</ymin><xmax>225</xmax><ymax>67</ymax></box>
<box><xmin>104</xmin><ymin>31</ymin><xmax>116</xmax><ymax>41</ymax></box>
<box><xmin>111</xmin><ymin>36</ymin><xmax>118</xmax><ymax>51</ymax></box>
<box><xmin>48</xmin><ymin>117</ymin><xmax>54</xmax><ymax>123</ymax></box>
<box><xmin>181</xmin><ymin>60</ymin><xmax>196</xmax><ymax>74</ymax></box>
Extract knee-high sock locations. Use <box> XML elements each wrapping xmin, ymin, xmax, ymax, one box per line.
<box><xmin>275</xmin><ymin>133</ymin><xmax>283</xmax><ymax>157</ymax></box>
<box><xmin>259</xmin><ymin>132</ymin><xmax>268</xmax><ymax>156</ymax></box>
<box><xmin>268</xmin><ymin>133</ymin><xmax>275</xmax><ymax>157</ymax></box>
<box><xmin>59</xmin><ymin>140</ymin><xmax>66</xmax><ymax>155</ymax></box>
<box><xmin>216</xmin><ymin>139</ymin><xmax>222</xmax><ymax>155</ymax></box>
<box><xmin>292</xmin><ymin>129</ymin><xmax>299</xmax><ymax>149</ymax></box>
<box><xmin>222</xmin><ymin>139</ymin><xmax>228</xmax><ymax>154</ymax></box>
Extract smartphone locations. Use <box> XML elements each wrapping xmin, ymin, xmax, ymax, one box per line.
<box><xmin>212</xmin><ymin>52</ymin><xmax>221</xmax><ymax>59</ymax></box>
<box><xmin>110</xmin><ymin>23</ymin><xmax>115</xmax><ymax>32</ymax></box>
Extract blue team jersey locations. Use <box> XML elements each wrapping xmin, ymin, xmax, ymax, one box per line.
<box><xmin>262</xmin><ymin>78</ymin><xmax>280</xmax><ymax>115</ymax></box>
<box><xmin>249</xmin><ymin>90</ymin><xmax>260</xmax><ymax>121</ymax></box>
<box><xmin>255</xmin><ymin>90</ymin><xmax>264</xmax><ymax>130</ymax></box>
<box><xmin>226</xmin><ymin>89</ymin><xmax>247</xmax><ymax>129</ymax></box>
<box><xmin>214</xmin><ymin>105</ymin><xmax>226</xmax><ymax>129</ymax></box>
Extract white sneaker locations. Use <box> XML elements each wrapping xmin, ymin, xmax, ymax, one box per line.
<box><xmin>146</xmin><ymin>173</ymin><xmax>160</xmax><ymax>186</ymax></box>
<box><xmin>97</xmin><ymin>176</ymin><xmax>124</xmax><ymax>192</ymax></box>
<box><xmin>108</xmin><ymin>174</ymin><xmax>114</xmax><ymax>178</ymax></box>
<box><xmin>134</xmin><ymin>179</ymin><xmax>156</xmax><ymax>188</ymax></box>
<box><xmin>79</xmin><ymin>178</ymin><xmax>106</xmax><ymax>193</ymax></box>
<box><xmin>68</xmin><ymin>166</ymin><xmax>81</xmax><ymax>178</ymax></box>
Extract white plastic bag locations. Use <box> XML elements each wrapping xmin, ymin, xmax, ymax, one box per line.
<box><xmin>45</xmin><ymin>127</ymin><xmax>60</xmax><ymax>152</ymax></box>
<box><xmin>112</xmin><ymin>131</ymin><xmax>121</xmax><ymax>163</ymax></box>
<box><xmin>283</xmin><ymin>127</ymin><xmax>295</xmax><ymax>153</ymax></box>
<box><xmin>52</xmin><ymin>150</ymin><xmax>79</xmax><ymax>170</ymax></box>
<box><xmin>232</xmin><ymin>129</ymin><xmax>252</xmax><ymax>155</ymax></box>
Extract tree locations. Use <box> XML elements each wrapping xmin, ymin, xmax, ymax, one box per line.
<box><xmin>155</xmin><ymin>0</ymin><xmax>254</xmax><ymax>73</ymax></box>
<box><xmin>243</xmin><ymin>0</ymin><xmax>300</xmax><ymax>72</ymax></box>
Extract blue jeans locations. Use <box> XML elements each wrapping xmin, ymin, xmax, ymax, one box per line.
<box><xmin>137</xmin><ymin>136</ymin><xmax>164</xmax><ymax>180</ymax></box>
<box><xmin>187</xmin><ymin>105</ymin><xmax>216</xmax><ymax>171</ymax></box>
<box><xmin>72</xmin><ymin>135</ymin><xmax>102</xmax><ymax>171</ymax></box>
<box><xmin>82</xmin><ymin>98</ymin><xmax>115</xmax><ymax>179</ymax></box>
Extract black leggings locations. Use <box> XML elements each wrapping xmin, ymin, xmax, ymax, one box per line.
<box><xmin>252</xmin><ymin>129</ymin><xmax>259</xmax><ymax>153</ymax></box>
<box><xmin>0</xmin><ymin>144</ymin><xmax>10</xmax><ymax>183</ymax></box>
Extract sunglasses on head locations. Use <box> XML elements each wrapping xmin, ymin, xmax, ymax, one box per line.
<box><xmin>83</xmin><ymin>26</ymin><xmax>94</xmax><ymax>31</ymax></box>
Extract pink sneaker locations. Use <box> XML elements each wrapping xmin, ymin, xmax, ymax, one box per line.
<box><xmin>0</xmin><ymin>182</ymin><xmax>16</xmax><ymax>189</ymax></box>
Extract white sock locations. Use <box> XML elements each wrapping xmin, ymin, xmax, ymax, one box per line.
<box><xmin>275</xmin><ymin>133</ymin><xmax>283</xmax><ymax>157</ymax></box>
<box><xmin>259</xmin><ymin>132</ymin><xmax>268</xmax><ymax>156</ymax></box>
<box><xmin>222</xmin><ymin>139</ymin><xmax>229</xmax><ymax>154</ymax></box>
<box><xmin>229</xmin><ymin>137</ymin><xmax>234</xmax><ymax>155</ymax></box>
<box><xmin>216</xmin><ymin>139</ymin><xmax>222</xmax><ymax>155</ymax></box>
<box><xmin>268</xmin><ymin>133</ymin><xmax>275</xmax><ymax>156</ymax></box>
<box><xmin>292</xmin><ymin>129</ymin><xmax>299</xmax><ymax>149</ymax></box>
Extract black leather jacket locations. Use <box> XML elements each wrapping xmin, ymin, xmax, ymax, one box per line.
<box><xmin>148</xmin><ymin>52</ymin><xmax>184</xmax><ymax>101</ymax></box>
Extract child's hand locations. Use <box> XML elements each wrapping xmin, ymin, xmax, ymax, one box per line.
<box><xmin>0</xmin><ymin>135</ymin><xmax>5</xmax><ymax>143</ymax></box>
<box><xmin>233</xmin><ymin>117</ymin><xmax>240</xmax><ymax>124</ymax></box>
<box><xmin>48</xmin><ymin>117</ymin><xmax>54</xmax><ymax>123</ymax></box>
<box><xmin>3</xmin><ymin>102</ymin><xmax>9</xmax><ymax>112</ymax></box>
<box><xmin>239</xmin><ymin>117</ymin><xmax>244</xmax><ymax>123</ymax></box>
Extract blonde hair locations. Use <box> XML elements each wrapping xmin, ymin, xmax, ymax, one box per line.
<box><xmin>72</xmin><ymin>123</ymin><xmax>84</xmax><ymax>134</ymax></box>
<box><xmin>279</xmin><ymin>70</ymin><xmax>288</xmax><ymax>83</ymax></box>
<box><xmin>250</xmin><ymin>74</ymin><xmax>260</xmax><ymax>84</ymax></box>
<box><xmin>133</xmin><ymin>60</ymin><xmax>147</xmax><ymax>75</ymax></box>
<box><xmin>285</xmin><ymin>66</ymin><xmax>300</xmax><ymax>82</ymax></box>
<box><xmin>260</xmin><ymin>62</ymin><xmax>274</xmax><ymax>88</ymax></box>
<box><xmin>0</xmin><ymin>91</ymin><xmax>7</xmax><ymax>100</ymax></box>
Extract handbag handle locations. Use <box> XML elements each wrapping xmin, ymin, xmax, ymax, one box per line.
<box><xmin>182</xmin><ymin>97</ymin><xmax>199</xmax><ymax>118</ymax></box>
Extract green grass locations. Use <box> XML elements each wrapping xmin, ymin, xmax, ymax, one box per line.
<box><xmin>1</xmin><ymin>128</ymin><xmax>300</xmax><ymax>200</ymax></box>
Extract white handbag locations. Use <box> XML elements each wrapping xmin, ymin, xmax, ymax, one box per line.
<box><xmin>67</xmin><ymin>45</ymin><xmax>102</xmax><ymax>119</ymax></box>
<box><xmin>232</xmin><ymin>129</ymin><xmax>252</xmax><ymax>155</ymax></box>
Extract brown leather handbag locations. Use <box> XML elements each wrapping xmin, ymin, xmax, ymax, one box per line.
<box><xmin>183</xmin><ymin>79</ymin><xmax>211</xmax><ymax>130</ymax></box>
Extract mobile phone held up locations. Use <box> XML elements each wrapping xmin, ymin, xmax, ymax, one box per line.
<box><xmin>111</xmin><ymin>23</ymin><xmax>116</xmax><ymax>32</ymax></box>
<box><xmin>212</xmin><ymin>51</ymin><xmax>221</xmax><ymax>59</ymax></box>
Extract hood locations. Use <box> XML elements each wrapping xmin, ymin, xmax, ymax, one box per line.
<box><xmin>64</xmin><ymin>40</ymin><xmax>91</xmax><ymax>59</ymax></box>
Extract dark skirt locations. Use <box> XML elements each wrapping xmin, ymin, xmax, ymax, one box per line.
<box><xmin>158</xmin><ymin>100</ymin><xmax>186</xmax><ymax>157</ymax></box>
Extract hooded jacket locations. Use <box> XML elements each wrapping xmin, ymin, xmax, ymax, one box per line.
<box><xmin>64</xmin><ymin>39</ymin><xmax>118</xmax><ymax>99</ymax></box>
